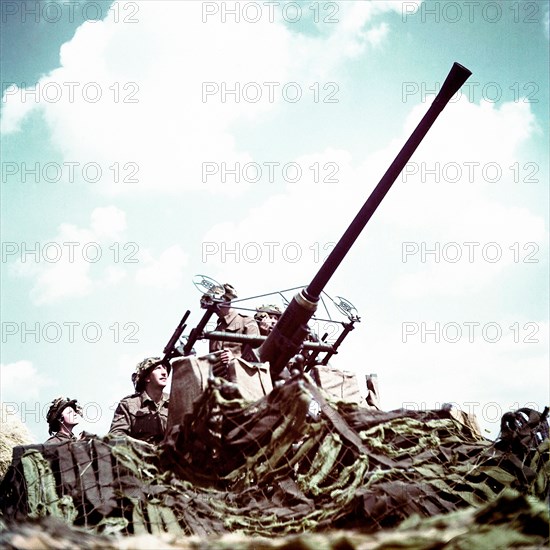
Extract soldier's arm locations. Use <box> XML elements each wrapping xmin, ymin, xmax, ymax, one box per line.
<box><xmin>109</xmin><ymin>400</ymin><xmax>132</xmax><ymax>436</ymax></box>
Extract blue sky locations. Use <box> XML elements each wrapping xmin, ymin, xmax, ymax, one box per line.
<box><xmin>1</xmin><ymin>0</ymin><xmax>548</xmax><ymax>441</ymax></box>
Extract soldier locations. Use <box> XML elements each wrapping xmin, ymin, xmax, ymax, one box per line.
<box><xmin>254</xmin><ymin>304</ymin><xmax>297</xmax><ymax>383</ymax></box>
<box><xmin>208</xmin><ymin>284</ymin><xmax>260</xmax><ymax>376</ymax></box>
<box><xmin>109</xmin><ymin>357</ymin><xmax>170</xmax><ymax>445</ymax></box>
<box><xmin>254</xmin><ymin>304</ymin><xmax>282</xmax><ymax>336</ymax></box>
<box><xmin>45</xmin><ymin>397</ymin><xmax>82</xmax><ymax>444</ymax></box>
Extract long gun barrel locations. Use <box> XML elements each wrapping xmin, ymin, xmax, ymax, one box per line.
<box><xmin>260</xmin><ymin>62</ymin><xmax>472</xmax><ymax>379</ymax></box>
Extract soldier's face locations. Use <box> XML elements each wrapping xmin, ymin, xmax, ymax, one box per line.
<box><xmin>146</xmin><ymin>364</ymin><xmax>168</xmax><ymax>389</ymax></box>
<box><xmin>61</xmin><ymin>406</ymin><xmax>81</xmax><ymax>427</ymax></box>
<box><xmin>259</xmin><ymin>314</ymin><xmax>279</xmax><ymax>334</ymax></box>
<box><xmin>217</xmin><ymin>302</ymin><xmax>231</xmax><ymax>317</ymax></box>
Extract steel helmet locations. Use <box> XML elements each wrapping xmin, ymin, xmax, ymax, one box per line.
<box><xmin>46</xmin><ymin>397</ymin><xmax>81</xmax><ymax>435</ymax></box>
<box><xmin>131</xmin><ymin>357</ymin><xmax>171</xmax><ymax>392</ymax></box>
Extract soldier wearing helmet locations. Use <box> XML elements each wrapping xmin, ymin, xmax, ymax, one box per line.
<box><xmin>254</xmin><ymin>304</ymin><xmax>294</xmax><ymax>382</ymax></box>
<box><xmin>208</xmin><ymin>284</ymin><xmax>260</xmax><ymax>377</ymax></box>
<box><xmin>109</xmin><ymin>357</ymin><xmax>170</xmax><ymax>445</ymax></box>
<box><xmin>254</xmin><ymin>304</ymin><xmax>282</xmax><ymax>336</ymax></box>
<box><xmin>45</xmin><ymin>397</ymin><xmax>82</xmax><ymax>444</ymax></box>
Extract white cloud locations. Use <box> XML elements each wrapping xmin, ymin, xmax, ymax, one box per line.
<box><xmin>365</xmin><ymin>23</ymin><xmax>389</xmax><ymax>47</ymax></box>
<box><xmin>99</xmin><ymin>265</ymin><xmax>127</xmax><ymax>287</ymax></box>
<box><xmin>395</xmin><ymin>202</ymin><xmax>547</xmax><ymax>298</ymax></box>
<box><xmin>12</xmin><ymin>206</ymin><xmax>130</xmax><ymax>304</ymax></box>
<box><xmin>1</xmin><ymin>1</ymin><xmax>407</xmax><ymax>195</ymax></box>
<box><xmin>135</xmin><ymin>244</ymin><xmax>188</xmax><ymax>290</ymax></box>
<box><xmin>199</xmin><ymin>146</ymin><xmax>362</xmax><ymax>295</ymax></box>
<box><xmin>0</xmin><ymin>360</ymin><xmax>53</xmax><ymax>401</ymax></box>
<box><xmin>0</xmin><ymin>84</ymin><xmax>38</xmax><ymax>133</ymax></box>
<box><xmin>369</xmin><ymin>97</ymin><xmax>547</xmax><ymax>298</ymax></box>
<box><xmin>90</xmin><ymin>205</ymin><xmax>127</xmax><ymax>237</ymax></box>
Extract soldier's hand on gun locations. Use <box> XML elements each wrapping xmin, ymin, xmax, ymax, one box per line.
<box><xmin>212</xmin><ymin>349</ymin><xmax>233</xmax><ymax>378</ymax></box>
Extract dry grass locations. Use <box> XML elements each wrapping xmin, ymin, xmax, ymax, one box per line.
<box><xmin>0</xmin><ymin>403</ymin><xmax>35</xmax><ymax>478</ymax></box>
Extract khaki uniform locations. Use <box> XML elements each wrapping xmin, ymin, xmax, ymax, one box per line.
<box><xmin>109</xmin><ymin>391</ymin><xmax>169</xmax><ymax>444</ymax></box>
<box><xmin>209</xmin><ymin>310</ymin><xmax>260</xmax><ymax>362</ymax></box>
<box><xmin>45</xmin><ymin>431</ymin><xmax>76</xmax><ymax>444</ymax></box>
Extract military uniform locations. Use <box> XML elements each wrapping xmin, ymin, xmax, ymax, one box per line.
<box><xmin>209</xmin><ymin>309</ymin><xmax>260</xmax><ymax>362</ymax></box>
<box><xmin>109</xmin><ymin>391</ymin><xmax>169</xmax><ymax>444</ymax></box>
<box><xmin>45</xmin><ymin>431</ymin><xmax>76</xmax><ymax>444</ymax></box>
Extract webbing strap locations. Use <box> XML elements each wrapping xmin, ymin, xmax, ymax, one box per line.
<box><xmin>57</xmin><ymin>444</ymin><xmax>76</xmax><ymax>493</ymax></box>
<box><xmin>72</xmin><ymin>443</ymin><xmax>102</xmax><ymax>512</ymax></box>
<box><xmin>305</xmin><ymin>380</ymin><xmax>398</xmax><ymax>469</ymax></box>
<box><xmin>94</xmin><ymin>440</ymin><xmax>117</xmax><ymax>516</ymax></box>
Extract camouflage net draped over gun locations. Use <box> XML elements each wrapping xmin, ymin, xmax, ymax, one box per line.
<box><xmin>0</xmin><ymin>375</ymin><xmax>548</xmax><ymax>540</ymax></box>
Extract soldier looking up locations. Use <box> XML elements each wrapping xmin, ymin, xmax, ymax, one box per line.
<box><xmin>45</xmin><ymin>397</ymin><xmax>82</xmax><ymax>444</ymax></box>
<box><xmin>254</xmin><ymin>304</ymin><xmax>282</xmax><ymax>336</ymax></box>
<box><xmin>208</xmin><ymin>284</ymin><xmax>260</xmax><ymax>377</ymax></box>
<box><xmin>109</xmin><ymin>357</ymin><xmax>170</xmax><ymax>445</ymax></box>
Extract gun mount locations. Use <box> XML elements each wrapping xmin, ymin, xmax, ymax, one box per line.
<box><xmin>164</xmin><ymin>282</ymin><xmax>360</xmax><ymax>371</ymax></box>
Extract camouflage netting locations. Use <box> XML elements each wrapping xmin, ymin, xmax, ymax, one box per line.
<box><xmin>0</xmin><ymin>491</ymin><xmax>548</xmax><ymax>549</ymax></box>
<box><xmin>0</xmin><ymin>374</ymin><xmax>548</xmax><ymax>544</ymax></box>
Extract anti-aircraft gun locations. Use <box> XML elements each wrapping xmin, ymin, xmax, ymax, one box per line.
<box><xmin>165</xmin><ymin>62</ymin><xmax>472</xmax><ymax>383</ymax></box>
